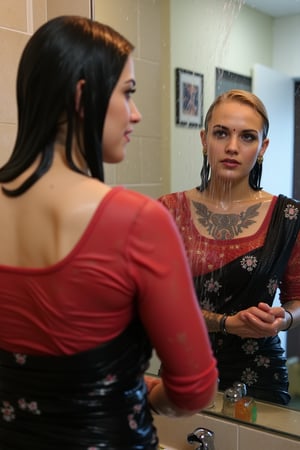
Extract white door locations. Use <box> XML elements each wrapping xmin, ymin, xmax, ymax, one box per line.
<box><xmin>252</xmin><ymin>63</ymin><xmax>295</xmax><ymax>353</ymax></box>
<box><xmin>252</xmin><ymin>63</ymin><xmax>294</xmax><ymax>197</ymax></box>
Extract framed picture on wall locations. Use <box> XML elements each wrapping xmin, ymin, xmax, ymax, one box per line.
<box><xmin>175</xmin><ymin>68</ymin><xmax>203</xmax><ymax>128</ymax></box>
<box><xmin>215</xmin><ymin>67</ymin><xmax>252</xmax><ymax>96</ymax></box>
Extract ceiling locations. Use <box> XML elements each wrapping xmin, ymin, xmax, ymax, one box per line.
<box><xmin>244</xmin><ymin>0</ymin><xmax>300</xmax><ymax>18</ymax></box>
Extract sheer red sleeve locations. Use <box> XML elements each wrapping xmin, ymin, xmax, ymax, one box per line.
<box><xmin>127</xmin><ymin>199</ymin><xmax>218</xmax><ymax>411</ymax></box>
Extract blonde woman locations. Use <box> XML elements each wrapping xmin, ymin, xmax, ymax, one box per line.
<box><xmin>159</xmin><ymin>89</ymin><xmax>300</xmax><ymax>405</ymax></box>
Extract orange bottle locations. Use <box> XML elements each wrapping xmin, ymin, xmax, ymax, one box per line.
<box><xmin>233</xmin><ymin>382</ymin><xmax>257</xmax><ymax>423</ymax></box>
<box><xmin>235</xmin><ymin>396</ymin><xmax>257</xmax><ymax>423</ymax></box>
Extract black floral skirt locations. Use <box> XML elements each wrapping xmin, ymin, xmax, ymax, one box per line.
<box><xmin>0</xmin><ymin>321</ymin><xmax>158</xmax><ymax>449</ymax></box>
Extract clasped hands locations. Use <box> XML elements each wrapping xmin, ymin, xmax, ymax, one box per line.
<box><xmin>228</xmin><ymin>302</ymin><xmax>288</xmax><ymax>338</ymax></box>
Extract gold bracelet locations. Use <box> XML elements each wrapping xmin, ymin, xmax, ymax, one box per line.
<box><xmin>283</xmin><ymin>310</ymin><xmax>293</xmax><ymax>331</ymax></box>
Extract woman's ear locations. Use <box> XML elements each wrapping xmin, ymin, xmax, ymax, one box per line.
<box><xmin>200</xmin><ymin>129</ymin><xmax>207</xmax><ymax>147</ymax></box>
<box><xmin>260</xmin><ymin>137</ymin><xmax>269</xmax><ymax>158</ymax></box>
<box><xmin>75</xmin><ymin>79</ymin><xmax>86</xmax><ymax>118</ymax></box>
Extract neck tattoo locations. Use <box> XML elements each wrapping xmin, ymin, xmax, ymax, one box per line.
<box><xmin>192</xmin><ymin>201</ymin><xmax>262</xmax><ymax>240</ymax></box>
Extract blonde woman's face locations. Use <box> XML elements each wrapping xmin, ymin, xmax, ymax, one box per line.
<box><xmin>201</xmin><ymin>100</ymin><xmax>269</xmax><ymax>184</ymax></box>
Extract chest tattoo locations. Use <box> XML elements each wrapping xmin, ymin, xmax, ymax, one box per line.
<box><xmin>192</xmin><ymin>201</ymin><xmax>262</xmax><ymax>240</ymax></box>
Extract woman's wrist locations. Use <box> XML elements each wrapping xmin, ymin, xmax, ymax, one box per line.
<box><xmin>282</xmin><ymin>309</ymin><xmax>293</xmax><ymax>331</ymax></box>
<box><xmin>219</xmin><ymin>313</ymin><xmax>228</xmax><ymax>335</ymax></box>
<box><xmin>148</xmin><ymin>382</ymin><xmax>191</xmax><ymax>417</ymax></box>
<box><xmin>202</xmin><ymin>310</ymin><xmax>225</xmax><ymax>332</ymax></box>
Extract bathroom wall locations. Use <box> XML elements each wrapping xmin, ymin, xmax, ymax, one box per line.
<box><xmin>94</xmin><ymin>0</ymin><xmax>168</xmax><ymax>198</ymax></box>
<box><xmin>155</xmin><ymin>391</ymin><xmax>300</xmax><ymax>448</ymax></box>
<box><xmin>273</xmin><ymin>15</ymin><xmax>300</xmax><ymax>77</ymax></box>
<box><xmin>154</xmin><ymin>407</ymin><xmax>300</xmax><ymax>450</ymax></box>
<box><xmin>0</xmin><ymin>0</ymin><xmax>90</xmax><ymax>168</ymax></box>
<box><xmin>0</xmin><ymin>0</ymin><xmax>166</xmax><ymax>200</ymax></box>
<box><xmin>0</xmin><ymin>0</ymin><xmax>41</xmax><ymax>168</ymax></box>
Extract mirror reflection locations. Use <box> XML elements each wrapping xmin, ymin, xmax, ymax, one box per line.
<box><xmin>158</xmin><ymin>87</ymin><xmax>299</xmax><ymax>407</ymax></box>
<box><xmin>93</xmin><ymin>0</ymin><xmax>300</xmax><ymax>426</ymax></box>
<box><xmin>96</xmin><ymin>1</ymin><xmax>300</xmax><ymax>408</ymax></box>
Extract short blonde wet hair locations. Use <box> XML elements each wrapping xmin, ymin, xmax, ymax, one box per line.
<box><xmin>204</xmin><ymin>89</ymin><xmax>269</xmax><ymax>140</ymax></box>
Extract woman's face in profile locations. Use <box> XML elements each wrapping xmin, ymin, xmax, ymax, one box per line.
<box><xmin>102</xmin><ymin>56</ymin><xmax>142</xmax><ymax>164</ymax></box>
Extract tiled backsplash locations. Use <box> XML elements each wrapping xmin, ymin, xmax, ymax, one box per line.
<box><xmin>154</xmin><ymin>406</ymin><xmax>300</xmax><ymax>450</ymax></box>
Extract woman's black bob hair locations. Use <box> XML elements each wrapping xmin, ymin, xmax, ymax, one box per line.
<box><xmin>0</xmin><ymin>15</ymin><xmax>134</xmax><ymax>196</ymax></box>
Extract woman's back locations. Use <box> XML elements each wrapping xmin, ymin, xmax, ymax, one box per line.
<box><xmin>0</xmin><ymin>152</ymin><xmax>110</xmax><ymax>269</ymax></box>
<box><xmin>0</xmin><ymin>156</ymin><xmax>172</xmax><ymax>355</ymax></box>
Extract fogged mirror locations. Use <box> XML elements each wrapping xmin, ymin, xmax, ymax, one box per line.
<box><xmin>92</xmin><ymin>0</ymin><xmax>300</xmax><ymax>436</ymax></box>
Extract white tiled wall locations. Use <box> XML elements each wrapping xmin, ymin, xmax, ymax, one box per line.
<box><xmin>239</xmin><ymin>426</ymin><xmax>300</xmax><ymax>450</ymax></box>
<box><xmin>0</xmin><ymin>0</ymin><xmax>90</xmax><ymax>168</ymax></box>
<box><xmin>94</xmin><ymin>0</ymin><xmax>167</xmax><ymax>198</ymax></box>
<box><xmin>153</xmin><ymin>390</ymin><xmax>300</xmax><ymax>449</ymax></box>
<box><xmin>154</xmin><ymin>411</ymin><xmax>300</xmax><ymax>450</ymax></box>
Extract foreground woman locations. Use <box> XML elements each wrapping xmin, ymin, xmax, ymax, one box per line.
<box><xmin>0</xmin><ymin>16</ymin><xmax>217</xmax><ymax>449</ymax></box>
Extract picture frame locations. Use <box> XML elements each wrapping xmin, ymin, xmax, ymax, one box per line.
<box><xmin>215</xmin><ymin>67</ymin><xmax>252</xmax><ymax>96</ymax></box>
<box><xmin>175</xmin><ymin>68</ymin><xmax>203</xmax><ymax>128</ymax></box>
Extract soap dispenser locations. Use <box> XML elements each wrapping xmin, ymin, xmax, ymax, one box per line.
<box><xmin>221</xmin><ymin>386</ymin><xmax>242</xmax><ymax>417</ymax></box>
<box><xmin>233</xmin><ymin>381</ymin><xmax>257</xmax><ymax>423</ymax></box>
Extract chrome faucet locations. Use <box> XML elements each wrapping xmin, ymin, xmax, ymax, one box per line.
<box><xmin>187</xmin><ymin>427</ymin><xmax>215</xmax><ymax>450</ymax></box>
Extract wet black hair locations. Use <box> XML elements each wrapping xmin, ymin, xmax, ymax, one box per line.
<box><xmin>0</xmin><ymin>15</ymin><xmax>134</xmax><ymax>196</ymax></box>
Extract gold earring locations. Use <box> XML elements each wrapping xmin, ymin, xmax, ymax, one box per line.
<box><xmin>203</xmin><ymin>147</ymin><xmax>207</xmax><ymax>156</ymax></box>
<box><xmin>257</xmin><ymin>154</ymin><xmax>263</xmax><ymax>165</ymax></box>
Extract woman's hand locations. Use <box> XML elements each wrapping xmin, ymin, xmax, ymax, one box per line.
<box><xmin>144</xmin><ymin>374</ymin><xmax>161</xmax><ymax>394</ymax></box>
<box><xmin>144</xmin><ymin>375</ymin><xmax>208</xmax><ymax>417</ymax></box>
<box><xmin>226</xmin><ymin>302</ymin><xmax>285</xmax><ymax>338</ymax></box>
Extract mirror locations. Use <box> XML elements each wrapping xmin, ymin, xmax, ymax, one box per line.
<box><xmin>94</xmin><ymin>0</ymin><xmax>300</xmax><ymax>409</ymax></box>
<box><xmin>93</xmin><ymin>0</ymin><xmax>300</xmax><ymax>410</ymax></box>
<box><xmin>93</xmin><ymin>0</ymin><xmax>300</xmax><ymax>415</ymax></box>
